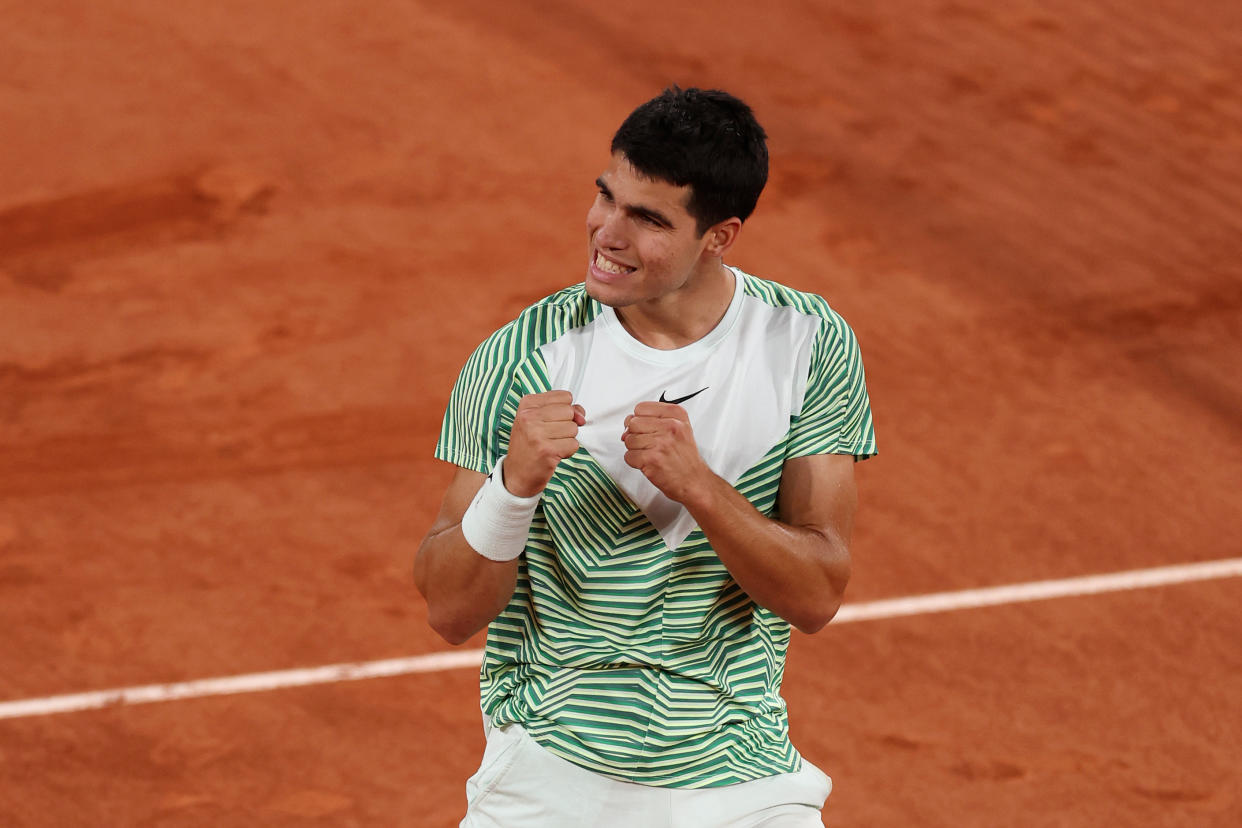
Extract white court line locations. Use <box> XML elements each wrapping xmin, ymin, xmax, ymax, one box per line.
<box><xmin>2</xmin><ymin>557</ymin><xmax>1240</xmax><ymax>721</ymax></box>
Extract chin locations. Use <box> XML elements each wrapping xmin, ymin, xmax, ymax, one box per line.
<box><xmin>585</xmin><ymin>276</ymin><xmax>632</xmax><ymax>308</ymax></box>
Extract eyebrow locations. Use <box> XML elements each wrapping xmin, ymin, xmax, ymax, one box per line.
<box><xmin>596</xmin><ymin>176</ymin><xmax>675</xmax><ymax>229</ymax></box>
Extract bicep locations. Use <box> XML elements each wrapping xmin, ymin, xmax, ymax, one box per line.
<box><xmin>777</xmin><ymin>453</ymin><xmax>858</xmax><ymax>543</ymax></box>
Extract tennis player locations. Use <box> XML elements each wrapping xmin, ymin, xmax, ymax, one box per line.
<box><xmin>415</xmin><ymin>86</ymin><xmax>876</xmax><ymax>827</ymax></box>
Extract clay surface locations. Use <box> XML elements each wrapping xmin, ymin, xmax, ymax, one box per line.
<box><xmin>2</xmin><ymin>1</ymin><xmax>1240</xmax><ymax>824</ymax></box>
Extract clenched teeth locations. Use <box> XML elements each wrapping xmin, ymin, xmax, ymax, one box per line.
<box><xmin>595</xmin><ymin>251</ymin><xmax>636</xmax><ymax>275</ymax></box>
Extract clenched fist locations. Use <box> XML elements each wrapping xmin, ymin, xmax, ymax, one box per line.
<box><xmin>621</xmin><ymin>401</ymin><xmax>709</xmax><ymax>504</ymax></box>
<box><xmin>505</xmin><ymin>390</ymin><xmax>586</xmax><ymax>497</ymax></box>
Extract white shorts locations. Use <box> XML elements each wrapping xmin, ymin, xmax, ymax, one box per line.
<box><xmin>460</xmin><ymin>719</ymin><xmax>832</xmax><ymax>828</ymax></box>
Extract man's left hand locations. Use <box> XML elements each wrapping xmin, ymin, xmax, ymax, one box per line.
<box><xmin>622</xmin><ymin>402</ymin><xmax>710</xmax><ymax>504</ymax></box>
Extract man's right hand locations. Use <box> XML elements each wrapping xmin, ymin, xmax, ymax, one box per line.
<box><xmin>503</xmin><ymin>390</ymin><xmax>586</xmax><ymax>497</ymax></box>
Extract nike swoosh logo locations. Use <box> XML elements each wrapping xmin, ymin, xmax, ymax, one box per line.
<box><xmin>659</xmin><ymin>386</ymin><xmax>709</xmax><ymax>405</ymax></box>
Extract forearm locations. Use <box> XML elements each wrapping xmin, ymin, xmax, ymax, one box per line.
<box><xmin>414</xmin><ymin>526</ymin><xmax>519</xmax><ymax>645</ymax></box>
<box><xmin>683</xmin><ymin>473</ymin><xmax>851</xmax><ymax>634</ymax></box>
<box><xmin>415</xmin><ymin>453</ymin><xmax>553</xmax><ymax>645</ymax></box>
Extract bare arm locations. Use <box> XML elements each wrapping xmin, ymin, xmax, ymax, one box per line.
<box><xmin>623</xmin><ymin>402</ymin><xmax>857</xmax><ymax>633</ymax></box>
<box><xmin>414</xmin><ymin>390</ymin><xmax>585</xmax><ymax>645</ymax></box>
<box><xmin>683</xmin><ymin>453</ymin><xmax>855</xmax><ymax>633</ymax></box>
<box><xmin>413</xmin><ymin>466</ymin><xmax>519</xmax><ymax>645</ymax></box>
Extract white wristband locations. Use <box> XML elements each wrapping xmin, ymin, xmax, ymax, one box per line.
<box><xmin>460</xmin><ymin>455</ymin><xmax>541</xmax><ymax>562</ymax></box>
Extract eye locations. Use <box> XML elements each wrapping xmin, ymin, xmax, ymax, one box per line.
<box><xmin>597</xmin><ymin>188</ymin><xmax>613</xmax><ymax>202</ymax></box>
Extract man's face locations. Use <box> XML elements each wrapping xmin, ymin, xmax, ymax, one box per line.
<box><xmin>585</xmin><ymin>153</ymin><xmax>714</xmax><ymax>309</ymax></box>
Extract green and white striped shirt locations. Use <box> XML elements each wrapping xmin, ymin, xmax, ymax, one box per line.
<box><xmin>435</xmin><ymin>267</ymin><xmax>875</xmax><ymax>787</ymax></box>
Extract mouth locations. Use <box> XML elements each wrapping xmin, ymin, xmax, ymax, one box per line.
<box><xmin>590</xmin><ymin>250</ymin><xmax>637</xmax><ymax>280</ymax></box>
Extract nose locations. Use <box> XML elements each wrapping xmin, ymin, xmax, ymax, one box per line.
<box><xmin>591</xmin><ymin>206</ymin><xmax>627</xmax><ymax>251</ymax></box>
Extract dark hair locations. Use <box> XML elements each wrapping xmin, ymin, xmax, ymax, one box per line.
<box><xmin>611</xmin><ymin>87</ymin><xmax>769</xmax><ymax>236</ymax></box>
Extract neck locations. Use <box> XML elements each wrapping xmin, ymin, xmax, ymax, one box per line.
<box><xmin>615</xmin><ymin>262</ymin><xmax>735</xmax><ymax>350</ymax></box>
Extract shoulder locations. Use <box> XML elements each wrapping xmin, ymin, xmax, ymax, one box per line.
<box><xmin>735</xmin><ymin>267</ymin><xmax>858</xmax><ymax>348</ymax></box>
<box><xmin>466</xmin><ymin>283</ymin><xmax>601</xmax><ymax>367</ymax></box>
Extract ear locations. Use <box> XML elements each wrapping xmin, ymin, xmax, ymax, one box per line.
<box><xmin>702</xmin><ymin>217</ymin><xmax>743</xmax><ymax>257</ymax></box>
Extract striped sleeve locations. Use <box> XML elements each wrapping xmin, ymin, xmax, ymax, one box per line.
<box><xmin>434</xmin><ymin>321</ymin><xmax>523</xmax><ymax>474</ymax></box>
<box><xmin>786</xmin><ymin>307</ymin><xmax>877</xmax><ymax>460</ymax></box>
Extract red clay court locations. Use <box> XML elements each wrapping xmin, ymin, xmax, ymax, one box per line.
<box><xmin>2</xmin><ymin>1</ymin><xmax>1241</xmax><ymax>825</ymax></box>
